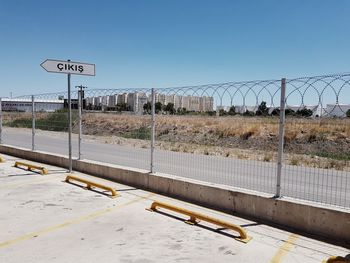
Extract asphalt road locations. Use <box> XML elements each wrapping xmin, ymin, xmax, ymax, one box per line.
<box><xmin>2</xmin><ymin>128</ymin><xmax>349</xmax><ymax>208</ymax></box>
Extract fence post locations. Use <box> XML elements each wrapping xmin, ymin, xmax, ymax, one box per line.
<box><xmin>150</xmin><ymin>88</ymin><xmax>155</xmax><ymax>174</ymax></box>
<box><xmin>78</xmin><ymin>89</ymin><xmax>82</xmax><ymax>160</ymax></box>
<box><xmin>0</xmin><ymin>98</ymin><xmax>2</xmax><ymax>144</ymax></box>
<box><xmin>275</xmin><ymin>78</ymin><xmax>286</xmax><ymax>198</ymax></box>
<box><xmin>31</xmin><ymin>95</ymin><xmax>35</xmax><ymax>151</ymax></box>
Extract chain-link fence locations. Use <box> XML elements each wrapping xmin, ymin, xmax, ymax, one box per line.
<box><xmin>1</xmin><ymin>91</ymin><xmax>79</xmax><ymax>157</ymax></box>
<box><xmin>152</xmin><ymin>80</ymin><xmax>281</xmax><ymax>195</ymax></box>
<box><xmin>282</xmin><ymin>74</ymin><xmax>350</xmax><ymax>207</ymax></box>
<box><xmin>0</xmin><ymin>73</ymin><xmax>349</xmax><ymax>209</ymax></box>
<box><xmin>81</xmin><ymin>88</ymin><xmax>152</xmax><ymax>170</ymax></box>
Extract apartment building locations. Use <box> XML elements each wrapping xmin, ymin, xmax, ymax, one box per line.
<box><xmin>84</xmin><ymin>92</ymin><xmax>214</xmax><ymax>113</ymax></box>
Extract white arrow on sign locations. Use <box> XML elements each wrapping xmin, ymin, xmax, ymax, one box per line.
<box><xmin>40</xmin><ymin>59</ymin><xmax>95</xmax><ymax>76</ymax></box>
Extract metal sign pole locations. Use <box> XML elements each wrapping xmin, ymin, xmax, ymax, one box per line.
<box><xmin>78</xmin><ymin>86</ymin><xmax>82</xmax><ymax>160</ymax></box>
<box><xmin>68</xmin><ymin>67</ymin><xmax>72</xmax><ymax>173</ymax></box>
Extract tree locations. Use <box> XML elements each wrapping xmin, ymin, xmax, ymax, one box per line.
<box><xmin>116</xmin><ymin>102</ymin><xmax>130</xmax><ymax>112</ymax></box>
<box><xmin>285</xmin><ymin>108</ymin><xmax>295</xmax><ymax>116</ymax></box>
<box><xmin>219</xmin><ymin>109</ymin><xmax>227</xmax><ymax>116</ymax></box>
<box><xmin>346</xmin><ymin>109</ymin><xmax>350</xmax><ymax>118</ymax></box>
<box><xmin>228</xmin><ymin>105</ymin><xmax>236</xmax><ymax>116</ymax></box>
<box><xmin>155</xmin><ymin>102</ymin><xmax>162</xmax><ymax>114</ymax></box>
<box><xmin>177</xmin><ymin>107</ymin><xmax>187</xmax><ymax>115</ymax></box>
<box><xmin>270</xmin><ymin>108</ymin><xmax>280</xmax><ymax>116</ymax></box>
<box><xmin>206</xmin><ymin>111</ymin><xmax>216</xmax><ymax>116</ymax></box>
<box><xmin>270</xmin><ymin>108</ymin><xmax>298</xmax><ymax>117</ymax></box>
<box><xmin>143</xmin><ymin>102</ymin><xmax>151</xmax><ymax>114</ymax></box>
<box><xmin>296</xmin><ymin>107</ymin><xmax>313</xmax><ymax>117</ymax></box>
<box><xmin>243</xmin><ymin>110</ymin><xmax>255</xmax><ymax>117</ymax></box>
<box><xmin>256</xmin><ymin>101</ymin><xmax>269</xmax><ymax>116</ymax></box>
<box><xmin>164</xmin><ymin>103</ymin><xmax>175</xmax><ymax>114</ymax></box>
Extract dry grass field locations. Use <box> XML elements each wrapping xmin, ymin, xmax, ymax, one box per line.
<box><xmin>4</xmin><ymin>112</ymin><xmax>350</xmax><ymax>170</ymax></box>
<box><xmin>81</xmin><ymin>113</ymin><xmax>350</xmax><ymax>170</ymax></box>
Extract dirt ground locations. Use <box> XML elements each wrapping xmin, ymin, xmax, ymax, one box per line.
<box><xmin>82</xmin><ymin>114</ymin><xmax>350</xmax><ymax>164</ymax></box>
<box><xmin>4</xmin><ymin>112</ymin><xmax>350</xmax><ymax>171</ymax></box>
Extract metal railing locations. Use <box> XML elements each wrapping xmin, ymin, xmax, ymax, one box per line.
<box><xmin>0</xmin><ymin>72</ymin><xmax>349</xmax><ymax>209</ymax></box>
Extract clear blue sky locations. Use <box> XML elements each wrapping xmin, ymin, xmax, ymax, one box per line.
<box><xmin>0</xmin><ymin>0</ymin><xmax>349</xmax><ymax>97</ymax></box>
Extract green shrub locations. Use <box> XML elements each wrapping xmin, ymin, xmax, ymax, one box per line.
<box><xmin>121</xmin><ymin>126</ymin><xmax>151</xmax><ymax>140</ymax></box>
<box><xmin>296</xmin><ymin>107</ymin><xmax>313</xmax><ymax>117</ymax></box>
<box><xmin>7</xmin><ymin>118</ymin><xmax>32</xmax><ymax>128</ymax></box>
<box><xmin>6</xmin><ymin>109</ymin><xmax>78</xmax><ymax>132</ymax></box>
<box><xmin>346</xmin><ymin>109</ymin><xmax>350</xmax><ymax>118</ymax></box>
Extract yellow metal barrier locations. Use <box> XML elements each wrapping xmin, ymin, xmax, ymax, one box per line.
<box><xmin>14</xmin><ymin>161</ymin><xmax>48</xmax><ymax>175</ymax></box>
<box><xmin>147</xmin><ymin>201</ymin><xmax>251</xmax><ymax>243</ymax></box>
<box><xmin>324</xmin><ymin>256</ymin><xmax>350</xmax><ymax>263</ymax></box>
<box><xmin>0</xmin><ymin>156</ymin><xmax>5</xmax><ymax>163</ymax></box>
<box><xmin>65</xmin><ymin>175</ymin><xmax>118</xmax><ymax>198</ymax></box>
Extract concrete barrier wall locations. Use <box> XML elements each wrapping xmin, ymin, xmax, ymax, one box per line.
<box><xmin>1</xmin><ymin>144</ymin><xmax>349</xmax><ymax>245</ymax></box>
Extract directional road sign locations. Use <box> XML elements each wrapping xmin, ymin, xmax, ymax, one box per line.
<box><xmin>40</xmin><ymin>58</ymin><xmax>95</xmax><ymax>173</ymax></box>
<box><xmin>40</xmin><ymin>59</ymin><xmax>95</xmax><ymax>76</ymax></box>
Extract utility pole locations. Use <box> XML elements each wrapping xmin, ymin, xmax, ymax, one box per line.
<box><xmin>76</xmin><ymin>85</ymin><xmax>87</xmax><ymax>160</ymax></box>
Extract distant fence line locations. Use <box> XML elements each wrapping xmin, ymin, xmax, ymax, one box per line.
<box><xmin>4</xmin><ymin>72</ymin><xmax>350</xmax><ymax>117</ymax></box>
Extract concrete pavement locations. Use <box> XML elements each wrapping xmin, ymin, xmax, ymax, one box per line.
<box><xmin>0</xmin><ymin>153</ymin><xmax>348</xmax><ymax>263</ymax></box>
